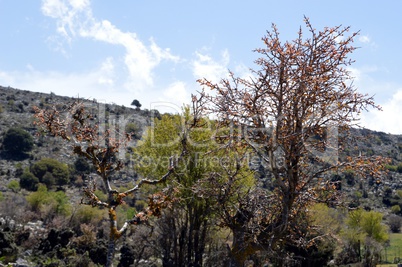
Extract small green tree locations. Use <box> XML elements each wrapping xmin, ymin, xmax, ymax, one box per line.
<box><xmin>340</xmin><ymin>209</ymin><xmax>388</xmax><ymax>266</ymax></box>
<box><xmin>26</xmin><ymin>184</ymin><xmax>72</xmax><ymax>219</ymax></box>
<box><xmin>397</xmin><ymin>162</ymin><xmax>402</xmax><ymax>173</ymax></box>
<box><xmin>30</xmin><ymin>158</ymin><xmax>70</xmax><ymax>187</ymax></box>
<box><xmin>2</xmin><ymin>127</ymin><xmax>34</xmax><ymax>159</ymax></box>
<box><xmin>125</xmin><ymin>122</ymin><xmax>141</xmax><ymax>139</ymax></box>
<box><xmin>134</xmin><ymin>109</ymin><xmax>255</xmax><ymax>266</ymax></box>
<box><xmin>19</xmin><ymin>171</ymin><xmax>40</xmax><ymax>191</ymax></box>
<box><xmin>7</xmin><ymin>180</ymin><xmax>20</xmax><ymax>193</ymax></box>
<box><xmin>391</xmin><ymin>204</ymin><xmax>401</xmax><ymax>214</ymax></box>
<box><xmin>388</xmin><ymin>214</ymin><xmax>402</xmax><ymax>233</ymax></box>
<box><xmin>74</xmin><ymin>157</ymin><xmax>92</xmax><ymax>174</ymax></box>
<box><xmin>130</xmin><ymin>99</ymin><xmax>141</xmax><ymax>109</ymax></box>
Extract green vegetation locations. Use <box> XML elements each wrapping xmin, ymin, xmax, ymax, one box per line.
<box><xmin>130</xmin><ymin>99</ymin><xmax>141</xmax><ymax>109</ymax></box>
<box><xmin>73</xmin><ymin>157</ymin><xmax>91</xmax><ymax>174</ymax></box>
<box><xmin>125</xmin><ymin>122</ymin><xmax>141</xmax><ymax>139</ymax></box>
<box><xmin>19</xmin><ymin>171</ymin><xmax>40</xmax><ymax>191</ymax></box>
<box><xmin>134</xmin><ymin>110</ymin><xmax>255</xmax><ymax>266</ymax></box>
<box><xmin>30</xmin><ymin>158</ymin><xmax>70</xmax><ymax>187</ymax></box>
<box><xmin>26</xmin><ymin>184</ymin><xmax>72</xmax><ymax>218</ymax></box>
<box><xmin>7</xmin><ymin>180</ymin><xmax>20</xmax><ymax>193</ymax></box>
<box><xmin>71</xmin><ymin>205</ymin><xmax>105</xmax><ymax>226</ymax></box>
<box><xmin>383</xmin><ymin>233</ymin><xmax>402</xmax><ymax>264</ymax></box>
<box><xmin>386</xmin><ymin>163</ymin><xmax>402</xmax><ymax>173</ymax></box>
<box><xmin>2</xmin><ymin>127</ymin><xmax>34</xmax><ymax>159</ymax></box>
<box><xmin>337</xmin><ymin>209</ymin><xmax>389</xmax><ymax>266</ymax></box>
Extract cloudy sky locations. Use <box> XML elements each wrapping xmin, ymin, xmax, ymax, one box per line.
<box><xmin>0</xmin><ymin>0</ymin><xmax>401</xmax><ymax>134</ymax></box>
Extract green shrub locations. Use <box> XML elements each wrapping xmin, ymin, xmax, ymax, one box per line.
<box><xmin>397</xmin><ymin>190</ymin><xmax>402</xmax><ymax>199</ymax></box>
<box><xmin>7</xmin><ymin>180</ymin><xmax>20</xmax><ymax>192</ymax></box>
<box><xmin>72</xmin><ymin>205</ymin><xmax>105</xmax><ymax>226</ymax></box>
<box><xmin>42</xmin><ymin>172</ymin><xmax>55</xmax><ymax>188</ymax></box>
<box><xmin>19</xmin><ymin>171</ymin><xmax>39</xmax><ymax>191</ymax></box>
<box><xmin>73</xmin><ymin>157</ymin><xmax>91</xmax><ymax>174</ymax></box>
<box><xmin>391</xmin><ymin>204</ymin><xmax>401</xmax><ymax>214</ymax></box>
<box><xmin>344</xmin><ymin>169</ymin><xmax>356</xmax><ymax>186</ymax></box>
<box><xmin>397</xmin><ymin>163</ymin><xmax>402</xmax><ymax>174</ymax></box>
<box><xmin>125</xmin><ymin>122</ymin><xmax>141</xmax><ymax>139</ymax></box>
<box><xmin>31</xmin><ymin>158</ymin><xmax>70</xmax><ymax>186</ymax></box>
<box><xmin>386</xmin><ymin>164</ymin><xmax>398</xmax><ymax>172</ymax></box>
<box><xmin>2</xmin><ymin>127</ymin><xmax>34</xmax><ymax>158</ymax></box>
<box><xmin>26</xmin><ymin>184</ymin><xmax>71</xmax><ymax>216</ymax></box>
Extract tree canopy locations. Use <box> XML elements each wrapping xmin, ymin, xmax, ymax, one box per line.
<box><xmin>2</xmin><ymin>127</ymin><xmax>34</xmax><ymax>159</ymax></box>
<box><xmin>195</xmin><ymin>17</ymin><xmax>387</xmax><ymax>266</ymax></box>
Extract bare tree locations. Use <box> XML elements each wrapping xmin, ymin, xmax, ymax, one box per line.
<box><xmin>33</xmin><ymin>101</ymin><xmax>185</xmax><ymax>267</ymax></box>
<box><xmin>196</xmin><ymin>17</ymin><xmax>388</xmax><ymax>266</ymax></box>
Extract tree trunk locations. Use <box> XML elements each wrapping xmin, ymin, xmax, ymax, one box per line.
<box><xmin>106</xmin><ymin>238</ymin><xmax>116</xmax><ymax>267</ymax></box>
<box><xmin>228</xmin><ymin>229</ymin><xmax>254</xmax><ymax>267</ymax></box>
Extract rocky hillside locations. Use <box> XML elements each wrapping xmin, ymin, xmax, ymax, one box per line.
<box><xmin>0</xmin><ymin>85</ymin><xmax>401</xmax><ymax>207</ymax></box>
<box><xmin>0</xmin><ymin>86</ymin><xmax>159</xmax><ymax>193</ymax></box>
<box><xmin>1</xmin><ymin>86</ymin><xmax>402</xmax><ymax>266</ymax></box>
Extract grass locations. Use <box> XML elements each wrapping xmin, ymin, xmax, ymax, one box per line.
<box><xmin>381</xmin><ymin>233</ymin><xmax>402</xmax><ymax>264</ymax></box>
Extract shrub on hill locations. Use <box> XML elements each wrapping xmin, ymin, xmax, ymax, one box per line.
<box><xmin>30</xmin><ymin>158</ymin><xmax>70</xmax><ymax>187</ymax></box>
<box><xmin>2</xmin><ymin>127</ymin><xmax>34</xmax><ymax>159</ymax></box>
<box><xmin>19</xmin><ymin>171</ymin><xmax>39</xmax><ymax>191</ymax></box>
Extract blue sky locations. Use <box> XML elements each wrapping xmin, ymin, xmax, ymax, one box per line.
<box><xmin>0</xmin><ymin>0</ymin><xmax>401</xmax><ymax>134</ymax></box>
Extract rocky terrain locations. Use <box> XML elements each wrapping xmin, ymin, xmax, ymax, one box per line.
<box><xmin>0</xmin><ymin>85</ymin><xmax>402</xmax><ymax>266</ymax></box>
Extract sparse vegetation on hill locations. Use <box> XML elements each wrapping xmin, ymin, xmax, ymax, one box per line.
<box><xmin>0</xmin><ymin>87</ymin><xmax>401</xmax><ymax>266</ymax></box>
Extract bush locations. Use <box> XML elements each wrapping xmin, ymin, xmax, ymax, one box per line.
<box><xmin>344</xmin><ymin>169</ymin><xmax>355</xmax><ymax>186</ymax></box>
<box><xmin>26</xmin><ymin>184</ymin><xmax>71</xmax><ymax>217</ymax></box>
<box><xmin>7</xmin><ymin>180</ymin><xmax>20</xmax><ymax>192</ymax></box>
<box><xmin>397</xmin><ymin>163</ymin><xmax>402</xmax><ymax>174</ymax></box>
<box><xmin>71</xmin><ymin>205</ymin><xmax>105</xmax><ymax>226</ymax></box>
<box><xmin>42</xmin><ymin>172</ymin><xmax>55</xmax><ymax>188</ymax></box>
<box><xmin>74</xmin><ymin>157</ymin><xmax>91</xmax><ymax>174</ymax></box>
<box><xmin>388</xmin><ymin>214</ymin><xmax>402</xmax><ymax>233</ymax></box>
<box><xmin>125</xmin><ymin>122</ymin><xmax>142</xmax><ymax>139</ymax></box>
<box><xmin>31</xmin><ymin>158</ymin><xmax>70</xmax><ymax>186</ymax></box>
<box><xmin>386</xmin><ymin>164</ymin><xmax>398</xmax><ymax>172</ymax></box>
<box><xmin>391</xmin><ymin>204</ymin><xmax>401</xmax><ymax>214</ymax></box>
<box><xmin>130</xmin><ymin>99</ymin><xmax>142</xmax><ymax>109</ymax></box>
<box><xmin>2</xmin><ymin>127</ymin><xmax>34</xmax><ymax>158</ymax></box>
<box><xmin>19</xmin><ymin>171</ymin><xmax>40</xmax><ymax>191</ymax></box>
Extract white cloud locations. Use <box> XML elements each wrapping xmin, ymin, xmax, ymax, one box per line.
<box><xmin>41</xmin><ymin>0</ymin><xmax>179</xmax><ymax>91</ymax></box>
<box><xmin>162</xmin><ymin>81</ymin><xmax>189</xmax><ymax>106</ymax></box>
<box><xmin>0</xmin><ymin>63</ymin><xmax>131</xmax><ymax>105</ymax></box>
<box><xmin>192</xmin><ymin>49</ymin><xmax>230</xmax><ymax>83</ymax></box>
<box><xmin>360</xmin><ymin>90</ymin><xmax>402</xmax><ymax>134</ymax></box>
<box><xmin>98</xmin><ymin>57</ymin><xmax>115</xmax><ymax>86</ymax></box>
<box><xmin>359</xmin><ymin>35</ymin><xmax>371</xmax><ymax>43</ymax></box>
<box><xmin>358</xmin><ymin>34</ymin><xmax>378</xmax><ymax>50</ymax></box>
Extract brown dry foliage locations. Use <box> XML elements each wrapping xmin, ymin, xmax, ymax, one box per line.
<box><xmin>194</xmin><ymin>17</ymin><xmax>389</xmax><ymax>265</ymax></box>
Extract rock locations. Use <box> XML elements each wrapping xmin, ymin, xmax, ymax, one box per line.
<box><xmin>15</xmin><ymin>258</ymin><xmax>33</xmax><ymax>267</ymax></box>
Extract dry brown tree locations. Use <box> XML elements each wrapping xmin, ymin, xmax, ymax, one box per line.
<box><xmin>33</xmin><ymin>101</ymin><xmax>186</xmax><ymax>267</ymax></box>
<box><xmin>196</xmin><ymin>17</ymin><xmax>388</xmax><ymax>266</ymax></box>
